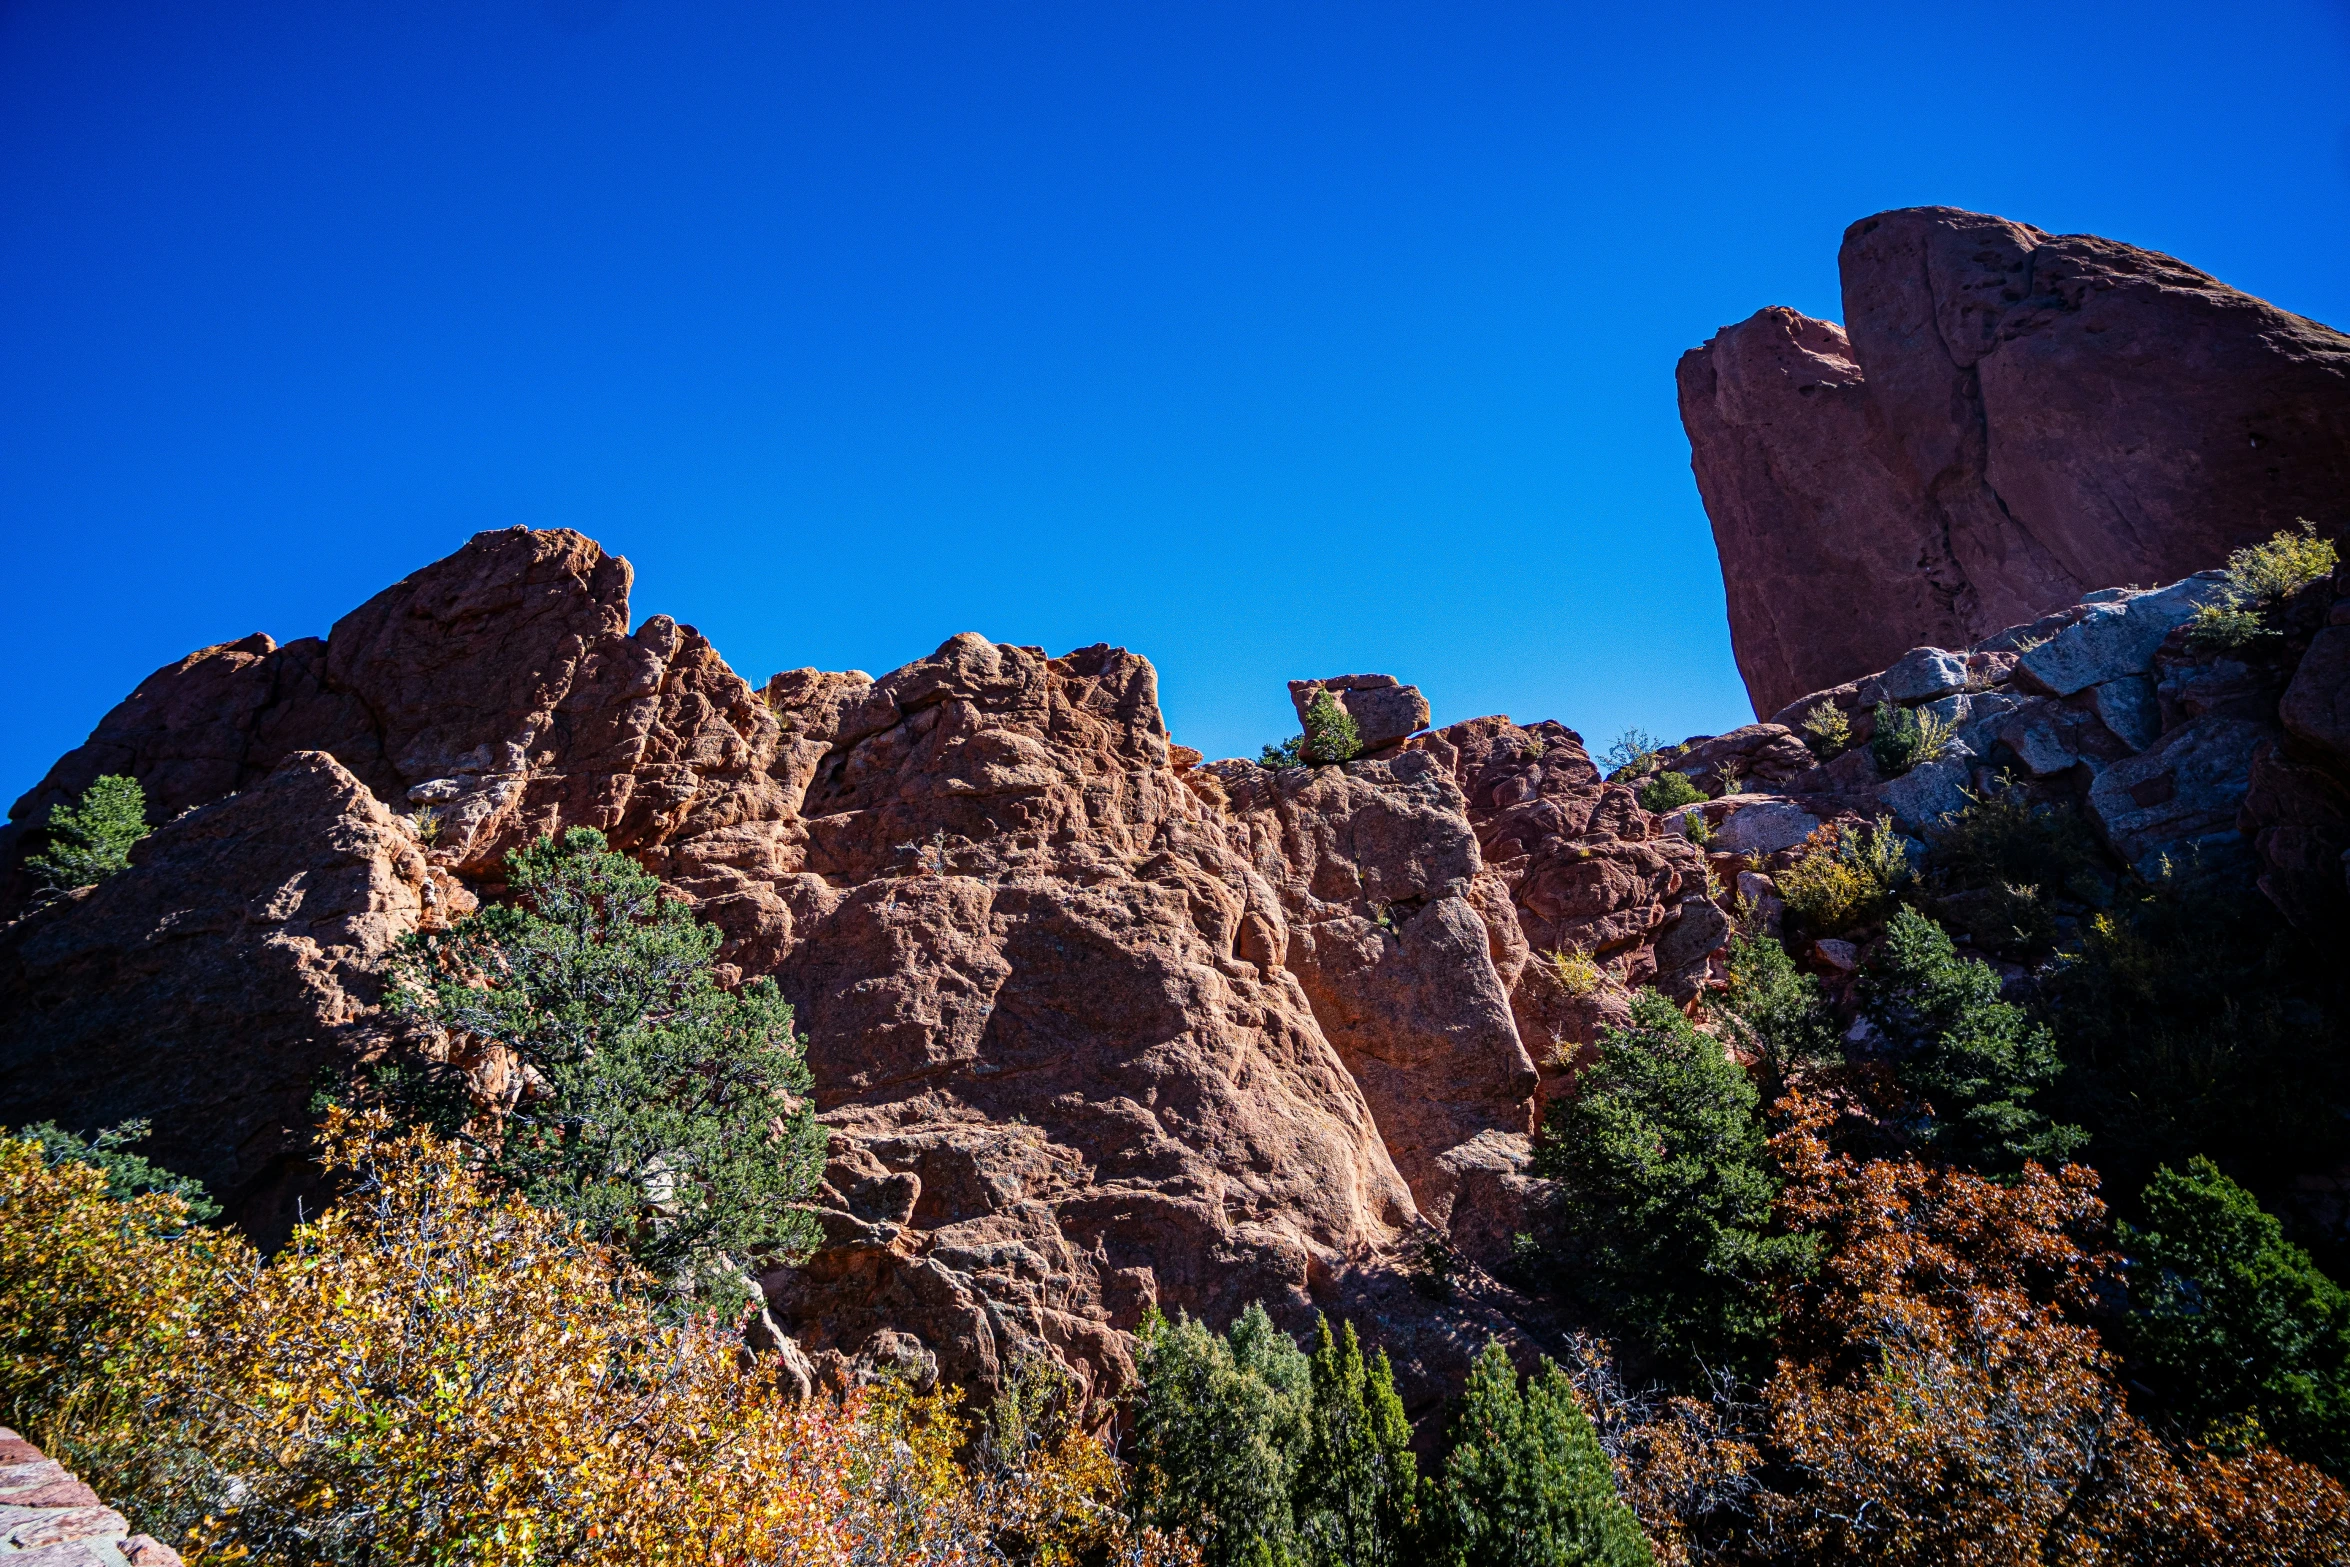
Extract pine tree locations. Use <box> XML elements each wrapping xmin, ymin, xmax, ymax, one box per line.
<box><xmin>382</xmin><ymin>828</ymin><xmax>828</xmax><ymax>1311</ymax></box>
<box><xmin>25</xmin><ymin>775</ymin><xmax>150</xmax><ymax>890</ymax></box>
<box><xmin>1424</xmin><ymin>1340</ymin><xmax>1653</xmax><ymax>1567</ymax></box>
<box><xmin>1534</xmin><ymin>991</ymin><xmax>1812</xmax><ymax>1374</ymax></box>
<box><xmin>2125</xmin><ymin>1156</ymin><xmax>2350</xmax><ymax>1477</ymax></box>
<box><xmin>1859</xmin><ymin>907</ymin><xmax>2084</xmax><ymax>1171</ymax></box>
<box><xmin>1294</xmin><ymin>1316</ymin><xmax>1416</xmax><ymax>1567</ymax></box>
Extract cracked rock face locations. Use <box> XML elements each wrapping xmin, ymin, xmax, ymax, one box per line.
<box><xmin>1680</xmin><ymin>205</ymin><xmax>2350</xmax><ymax>717</ymax></box>
<box><xmin>0</xmin><ymin>528</ymin><xmax>1738</xmax><ymax>1415</ymax></box>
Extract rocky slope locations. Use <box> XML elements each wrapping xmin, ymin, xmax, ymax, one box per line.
<box><xmin>0</xmin><ymin>527</ymin><xmax>1724</xmax><ymax>1413</ymax></box>
<box><xmin>1680</xmin><ymin>205</ymin><xmax>2350</xmax><ymax>716</ymax></box>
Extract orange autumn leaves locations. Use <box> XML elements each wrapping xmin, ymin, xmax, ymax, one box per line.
<box><xmin>0</xmin><ymin>1111</ymin><xmax>1196</xmax><ymax>1567</ymax></box>
<box><xmin>1705</xmin><ymin>1092</ymin><xmax>2348</xmax><ymax>1565</ymax></box>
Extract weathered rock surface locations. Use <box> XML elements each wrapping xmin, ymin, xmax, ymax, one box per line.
<box><xmin>0</xmin><ymin>752</ymin><xmax>463</xmax><ymax>1242</ymax></box>
<box><xmin>0</xmin><ymin>1427</ymin><xmax>183</xmax><ymax>1565</ymax></box>
<box><xmin>1681</xmin><ymin>206</ymin><xmax>2350</xmax><ymax>716</ymax></box>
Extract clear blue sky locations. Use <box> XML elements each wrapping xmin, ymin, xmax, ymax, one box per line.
<box><xmin>6</xmin><ymin>2</ymin><xmax>2349</xmax><ymax>804</ymax></box>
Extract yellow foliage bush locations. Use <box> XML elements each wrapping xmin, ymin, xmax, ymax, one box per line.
<box><xmin>0</xmin><ymin>1113</ymin><xmax>1196</xmax><ymax>1567</ymax></box>
<box><xmin>1773</xmin><ymin>820</ymin><xmax>1910</xmax><ymax>935</ymax></box>
<box><xmin>1547</xmin><ymin>948</ymin><xmax>1606</xmax><ymax>998</ymax></box>
<box><xmin>2224</xmin><ymin>519</ymin><xmax>2337</xmax><ymax>603</ymax></box>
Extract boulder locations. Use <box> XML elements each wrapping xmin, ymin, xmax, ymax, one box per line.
<box><xmin>1288</xmin><ymin>675</ymin><xmax>1431</xmax><ymax>753</ymax></box>
<box><xmin>1862</xmin><ymin>648</ymin><xmax>1969</xmax><ymax>706</ymax></box>
<box><xmin>2015</xmin><ymin>574</ymin><xmax>2232</xmax><ymax>696</ymax></box>
<box><xmin>1711</xmin><ymin>797</ymin><xmax>1823</xmax><ymax>857</ymax></box>
<box><xmin>2087</xmin><ymin>717</ymin><xmax>2275</xmax><ymax>876</ymax></box>
<box><xmin>1667</xmin><ymin>724</ymin><xmax>1816</xmax><ymax>793</ymax></box>
<box><xmin>1879</xmin><ymin>756</ymin><xmax>1973</xmax><ymax>835</ymax></box>
<box><xmin>1680</xmin><ymin>205</ymin><xmax>2350</xmax><ymax>715</ymax></box>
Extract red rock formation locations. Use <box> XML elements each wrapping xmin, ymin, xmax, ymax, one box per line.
<box><xmin>0</xmin><ymin>529</ymin><xmax>1739</xmax><ymax>1414</ymax></box>
<box><xmin>1681</xmin><ymin>206</ymin><xmax>2350</xmax><ymax>717</ymax></box>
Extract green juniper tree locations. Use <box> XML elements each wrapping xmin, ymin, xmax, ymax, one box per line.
<box><xmin>1858</xmin><ymin>907</ymin><xmax>2083</xmax><ymax>1173</ymax></box>
<box><xmin>1715</xmin><ymin>934</ymin><xmax>1837</xmax><ymax>1092</ymax></box>
<box><xmin>25</xmin><ymin>775</ymin><xmax>150</xmax><ymax>891</ymax></box>
<box><xmin>2123</xmin><ymin>1156</ymin><xmax>2350</xmax><ymax>1478</ymax></box>
<box><xmin>1422</xmin><ymin>1339</ymin><xmax>1653</xmax><ymax>1567</ymax></box>
<box><xmin>382</xmin><ymin>827</ymin><xmax>827</xmax><ymax>1311</ymax></box>
<box><xmin>1295</xmin><ymin>1315</ymin><xmax>1417</xmax><ymax>1567</ymax></box>
<box><xmin>1128</xmin><ymin>1304</ymin><xmax>1313</xmax><ymax>1567</ymax></box>
<box><xmin>1535</xmin><ymin>992</ymin><xmax>1811</xmax><ymax>1376</ymax></box>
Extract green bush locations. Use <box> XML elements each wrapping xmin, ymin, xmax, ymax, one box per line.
<box><xmin>1930</xmin><ymin>779</ymin><xmax>2102</xmax><ymax>897</ymax></box>
<box><xmin>1635</xmin><ymin>769</ymin><xmax>1704</xmax><ymax>815</ymax></box>
<box><xmin>25</xmin><ymin>775</ymin><xmax>150</xmax><ymax>891</ymax></box>
<box><xmin>1715</xmin><ymin>934</ymin><xmax>1838</xmax><ymax>1088</ymax></box>
<box><xmin>1421</xmin><ymin>1339</ymin><xmax>1653</xmax><ymax>1567</ymax></box>
<box><xmin>2183</xmin><ymin>602</ymin><xmax>2275</xmax><ymax>652</ymax></box>
<box><xmin>2227</xmin><ymin>519</ymin><xmax>2338</xmax><ymax>603</ymax></box>
<box><xmin>1867</xmin><ymin>702</ymin><xmax>1954</xmax><ymax>777</ymax></box>
<box><xmin>2123</xmin><ymin>1157</ymin><xmax>2350</xmax><ymax>1477</ymax></box>
<box><xmin>1858</xmin><ymin>908</ymin><xmax>2084</xmax><ymax>1173</ymax></box>
<box><xmin>1262</xmin><ymin>691</ymin><xmax>1366</xmax><ymax>770</ymax></box>
<box><xmin>2182</xmin><ymin>522</ymin><xmax>2338</xmax><ymax>651</ymax></box>
<box><xmin>1775</xmin><ymin>818</ymin><xmax>1910</xmax><ymax>936</ymax></box>
<box><xmin>382</xmin><ymin>828</ymin><xmax>828</xmax><ymax>1311</ymax></box>
<box><xmin>1600</xmin><ymin>728</ymin><xmax>1667</xmax><ymax>782</ymax></box>
<box><xmin>1800</xmin><ymin>702</ymin><xmax>1851</xmax><ymax>760</ymax></box>
<box><xmin>1128</xmin><ymin>1304</ymin><xmax>1312</xmax><ymax>1567</ymax></box>
<box><xmin>1534</xmin><ymin>992</ymin><xmax>1813</xmax><ymax>1376</ymax></box>
<box><xmin>17</xmin><ymin>1119</ymin><xmax>218</xmax><ymax>1223</ymax></box>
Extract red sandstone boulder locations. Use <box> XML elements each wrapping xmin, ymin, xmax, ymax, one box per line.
<box><xmin>1682</xmin><ymin>206</ymin><xmax>2350</xmax><ymax>716</ymax></box>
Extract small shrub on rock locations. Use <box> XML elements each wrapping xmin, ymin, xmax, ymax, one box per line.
<box><xmin>1775</xmin><ymin>819</ymin><xmax>1909</xmax><ymax>936</ymax></box>
<box><xmin>1263</xmin><ymin>692</ymin><xmax>1365</xmax><ymax>770</ymax></box>
<box><xmin>1602</xmin><ymin>728</ymin><xmax>1667</xmax><ymax>782</ymax></box>
<box><xmin>1636</xmin><ymin>769</ymin><xmax>1705</xmax><ymax>815</ymax></box>
<box><xmin>1867</xmin><ymin>702</ymin><xmax>1954</xmax><ymax>777</ymax></box>
<box><xmin>1547</xmin><ymin>949</ymin><xmax>1605</xmax><ymax>998</ymax></box>
<box><xmin>1301</xmin><ymin>690</ymin><xmax>1364</xmax><ymax>766</ymax></box>
<box><xmin>25</xmin><ymin>774</ymin><xmax>149</xmax><ymax>891</ymax></box>
<box><xmin>2184</xmin><ymin>521</ymin><xmax>2338</xmax><ymax>650</ymax></box>
<box><xmin>1800</xmin><ymin>703</ymin><xmax>1852</xmax><ymax>760</ymax></box>
<box><xmin>2226</xmin><ymin>518</ymin><xmax>2338</xmax><ymax>603</ymax></box>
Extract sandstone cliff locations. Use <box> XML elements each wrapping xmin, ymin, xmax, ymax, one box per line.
<box><xmin>1679</xmin><ymin>206</ymin><xmax>2350</xmax><ymax>717</ymax></box>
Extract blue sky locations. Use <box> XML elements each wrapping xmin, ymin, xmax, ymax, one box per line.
<box><xmin>6</xmin><ymin>1</ymin><xmax>2349</xmax><ymax>803</ymax></box>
